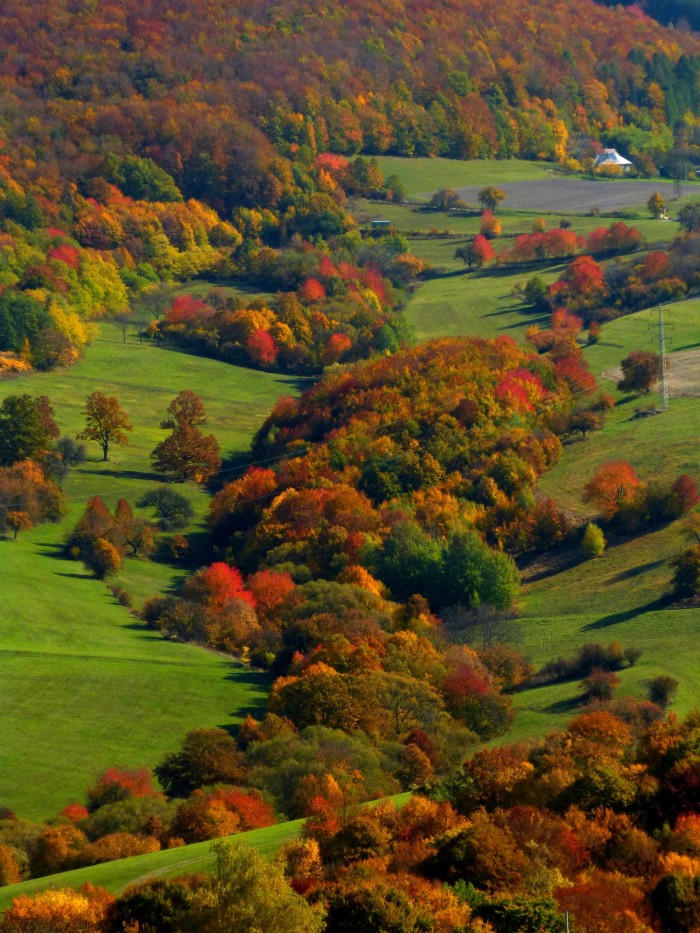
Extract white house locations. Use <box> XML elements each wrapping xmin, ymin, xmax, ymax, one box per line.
<box><xmin>594</xmin><ymin>148</ymin><xmax>633</xmax><ymax>172</ymax></box>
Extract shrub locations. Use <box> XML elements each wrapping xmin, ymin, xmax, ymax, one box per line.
<box><xmin>581</xmin><ymin>522</ymin><xmax>606</xmax><ymax>559</ymax></box>
<box><xmin>83</xmin><ymin>538</ymin><xmax>122</xmax><ymax>579</ymax></box>
<box><xmin>579</xmin><ymin>669</ymin><xmax>620</xmax><ymax>703</ymax></box>
<box><xmin>671</xmin><ymin>546</ymin><xmax>700</xmax><ymax>598</ymax></box>
<box><xmin>648</xmin><ymin>675</ymin><xmax>680</xmax><ymax>708</ymax></box>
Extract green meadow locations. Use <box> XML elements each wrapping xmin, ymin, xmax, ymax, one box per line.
<box><xmin>0</xmin><ymin>324</ymin><xmax>301</xmax><ymax>819</ymax></box>
<box><xmin>508</xmin><ymin>300</ymin><xmax>700</xmax><ymax>741</ymax></box>
<box><xmin>372</xmin><ymin>156</ymin><xmax>554</xmax><ymax>198</ymax></box>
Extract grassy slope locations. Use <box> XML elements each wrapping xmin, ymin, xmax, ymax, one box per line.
<box><xmin>0</xmin><ymin>794</ymin><xmax>412</xmax><ymax>911</ymax></box>
<box><xmin>364</xmin><ymin>157</ymin><xmax>700</xmax><ymax>741</ymax></box>
<box><xmin>510</xmin><ymin>301</ymin><xmax>700</xmax><ymax>739</ymax></box>
<box><xmin>0</xmin><ymin>324</ymin><xmax>301</xmax><ymax>819</ymax></box>
<box><xmin>0</xmin><ymin>820</ymin><xmax>304</xmax><ymax>911</ymax></box>
<box><xmin>351</xmin><ymin>195</ymin><xmax>674</xmax><ymax>346</ymax></box>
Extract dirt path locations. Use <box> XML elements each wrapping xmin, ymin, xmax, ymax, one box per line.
<box><xmin>602</xmin><ymin>347</ymin><xmax>700</xmax><ymax>397</ymax></box>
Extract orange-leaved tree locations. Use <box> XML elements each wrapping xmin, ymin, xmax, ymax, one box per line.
<box><xmin>78</xmin><ymin>392</ymin><xmax>133</xmax><ymax>461</ymax></box>
<box><xmin>151</xmin><ymin>390</ymin><xmax>221</xmax><ymax>483</ymax></box>
<box><xmin>583</xmin><ymin>461</ymin><xmax>641</xmax><ymax>518</ymax></box>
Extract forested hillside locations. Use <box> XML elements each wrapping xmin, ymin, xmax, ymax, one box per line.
<box><xmin>1</xmin><ymin>0</ymin><xmax>699</xmax><ymax>175</ymax></box>
<box><xmin>2</xmin><ymin>0</ymin><xmax>700</xmax><ymax>930</ymax></box>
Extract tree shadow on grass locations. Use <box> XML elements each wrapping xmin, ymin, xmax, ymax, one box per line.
<box><xmin>501</xmin><ymin>314</ymin><xmax>551</xmax><ymax>331</ymax></box>
<box><xmin>219</xmin><ymin>666</ymin><xmax>272</xmax><ymax>735</ymax></box>
<box><xmin>674</xmin><ymin>342</ymin><xmax>700</xmax><ymax>351</ymax></box>
<box><xmin>541</xmin><ymin>695</ymin><xmax>580</xmax><ymax>716</ymax></box>
<box><xmin>122</xmin><ymin>622</ymin><xmax>164</xmax><ymax>641</ymax></box>
<box><xmin>35</xmin><ymin>541</ymin><xmax>64</xmax><ymax>556</ymax></box>
<box><xmin>605</xmin><ymin>559</ymin><xmax>666</xmax><ymax>584</ymax></box>
<box><xmin>80</xmin><ymin>468</ymin><xmax>164</xmax><ymax>482</ymax></box>
<box><xmin>584</xmin><ymin>595</ymin><xmax>672</xmax><ymax>630</ymax></box>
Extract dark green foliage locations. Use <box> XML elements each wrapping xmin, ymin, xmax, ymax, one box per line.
<box><xmin>648</xmin><ymin>674</ymin><xmax>680</xmax><ymax>708</ymax></box>
<box><xmin>671</xmin><ymin>546</ymin><xmax>700</xmax><ymax>598</ymax></box>
<box><xmin>324</xmin><ymin>883</ymin><xmax>432</xmax><ymax>933</ymax></box>
<box><xmin>0</xmin><ymin>294</ymin><xmax>48</xmax><ymax>353</ymax></box>
<box><xmin>0</xmin><ymin>395</ymin><xmax>59</xmax><ymax>467</ymax></box>
<box><xmin>155</xmin><ymin>729</ymin><xmax>244</xmax><ymax>799</ymax></box>
<box><xmin>244</xmin><ymin>726</ymin><xmax>395</xmax><ymax>819</ymax></box>
<box><xmin>651</xmin><ymin>873</ymin><xmax>700</xmax><ymax>933</ymax></box>
<box><xmin>0</xmin><ymin>187</ymin><xmax>44</xmax><ymax>229</ymax></box>
<box><xmin>138</xmin><ymin>487</ymin><xmax>194</xmax><ymax>531</ymax></box>
<box><xmin>679</xmin><ymin>202</ymin><xmax>700</xmax><ymax>231</ymax></box>
<box><xmin>104</xmin><ymin>154</ymin><xmax>183</xmax><ymax>203</ymax></box>
<box><xmin>535</xmin><ymin>641</ymin><xmax>632</xmax><ymax>686</ymax></box>
<box><xmin>373</xmin><ymin>524</ymin><xmax>519</xmax><ymax>611</ymax></box>
<box><xmin>523</xmin><ymin>275</ymin><xmax>548</xmax><ymax>309</ymax></box>
<box><xmin>82</xmin><ymin>796</ymin><xmax>173</xmax><ymax>841</ymax></box>
<box><xmin>476</xmin><ymin>896</ymin><xmax>565</xmax><ymax>932</ymax></box>
<box><xmin>107</xmin><ymin>877</ymin><xmax>198</xmax><ymax>933</ymax></box>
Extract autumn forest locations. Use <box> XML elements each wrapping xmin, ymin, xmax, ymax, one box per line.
<box><xmin>1</xmin><ymin>0</ymin><xmax>700</xmax><ymax>930</ymax></box>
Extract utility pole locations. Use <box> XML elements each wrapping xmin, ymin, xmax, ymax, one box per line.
<box><xmin>650</xmin><ymin>307</ymin><xmax>672</xmax><ymax>411</ymax></box>
<box><xmin>565</xmin><ymin>910</ymin><xmax>570</xmax><ymax>933</ymax></box>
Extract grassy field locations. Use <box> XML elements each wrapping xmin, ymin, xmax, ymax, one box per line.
<box><xmin>170</xmin><ymin>279</ymin><xmax>273</xmax><ymax>303</ymax></box>
<box><xmin>0</xmin><ymin>324</ymin><xmax>300</xmax><ymax>819</ymax></box>
<box><xmin>352</xmin><ymin>191</ymin><xmax>676</xmax><ymax>347</ymax></box>
<box><xmin>370</xmin><ymin>155</ymin><xmax>697</xmax><ymax>207</ymax></box>
<box><xmin>372</xmin><ymin>157</ymin><xmax>554</xmax><ymax>198</ymax></box>
<box><xmin>0</xmin><ymin>793</ymin><xmax>412</xmax><ymax>911</ymax></box>
<box><xmin>404</xmin><ymin>259</ymin><xmax>563</xmax><ymax>342</ymax></box>
<box><xmin>353</xmin><ymin>198</ymin><xmax>672</xmax><ymax>242</ymax></box>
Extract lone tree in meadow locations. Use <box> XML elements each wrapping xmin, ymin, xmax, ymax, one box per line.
<box><xmin>138</xmin><ymin>486</ymin><xmax>194</xmax><ymax>530</ymax></box>
<box><xmin>617</xmin><ymin>350</ymin><xmax>661</xmax><ymax>395</ymax></box>
<box><xmin>647</xmin><ymin>191</ymin><xmax>667</xmax><ymax>219</ymax></box>
<box><xmin>455</xmin><ymin>235</ymin><xmax>494</xmax><ymax>269</ymax></box>
<box><xmin>151</xmin><ymin>390</ymin><xmax>221</xmax><ymax>484</ymax></box>
<box><xmin>78</xmin><ymin>392</ymin><xmax>133</xmax><ymax>461</ymax></box>
<box><xmin>478</xmin><ymin>186</ymin><xmax>507</xmax><ymax>212</ymax></box>
<box><xmin>582</xmin><ymin>460</ymin><xmax>640</xmax><ymax>518</ymax></box>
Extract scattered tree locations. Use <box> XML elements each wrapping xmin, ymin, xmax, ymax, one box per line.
<box><xmin>0</xmin><ymin>395</ymin><xmax>60</xmax><ymax>467</ymax></box>
<box><xmin>78</xmin><ymin>392</ymin><xmax>133</xmax><ymax>461</ymax></box>
<box><xmin>455</xmin><ymin>235</ymin><xmax>495</xmax><ymax>269</ymax></box>
<box><xmin>617</xmin><ymin>350</ymin><xmax>661</xmax><ymax>395</ymax></box>
<box><xmin>137</xmin><ymin>487</ymin><xmax>194</xmax><ymax>530</ymax></box>
<box><xmin>579</xmin><ymin>669</ymin><xmax>620</xmax><ymax>702</ymax></box>
<box><xmin>478</xmin><ymin>186</ymin><xmax>507</xmax><ymax>212</ymax></box>
<box><xmin>155</xmin><ymin>728</ymin><xmax>244</xmax><ymax>798</ymax></box>
<box><xmin>428</xmin><ymin>188</ymin><xmax>466</xmax><ymax>212</ymax></box>
<box><xmin>647</xmin><ymin>675</ymin><xmax>679</xmax><ymax>708</ymax></box>
<box><xmin>83</xmin><ymin>538</ymin><xmax>122</xmax><ymax>579</ymax></box>
<box><xmin>6</xmin><ymin>510</ymin><xmax>32</xmax><ymax>538</ymax></box>
<box><xmin>670</xmin><ymin>545</ymin><xmax>700</xmax><ymax>598</ymax></box>
<box><xmin>648</xmin><ymin>191</ymin><xmax>667</xmax><ymax>219</ymax></box>
<box><xmin>150</xmin><ymin>391</ymin><xmax>221</xmax><ymax>483</ymax></box>
<box><xmin>583</xmin><ymin>461</ymin><xmax>641</xmax><ymax>518</ymax></box>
